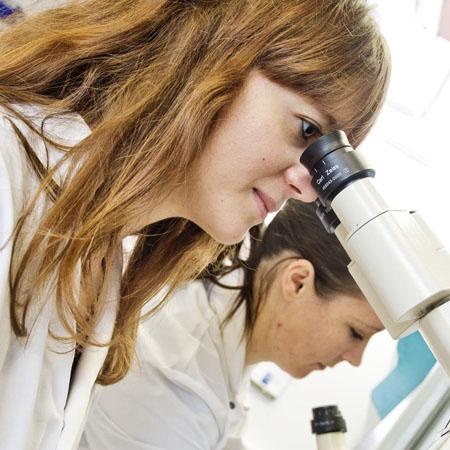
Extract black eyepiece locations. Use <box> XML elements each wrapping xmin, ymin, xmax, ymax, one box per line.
<box><xmin>311</xmin><ymin>405</ymin><xmax>347</xmax><ymax>435</ymax></box>
<box><xmin>300</xmin><ymin>130</ymin><xmax>375</xmax><ymax>208</ymax></box>
<box><xmin>300</xmin><ymin>130</ymin><xmax>351</xmax><ymax>171</ymax></box>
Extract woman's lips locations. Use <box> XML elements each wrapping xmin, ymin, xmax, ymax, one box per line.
<box><xmin>253</xmin><ymin>188</ymin><xmax>278</xmax><ymax>220</ymax></box>
<box><xmin>253</xmin><ymin>189</ymin><xmax>268</xmax><ymax>220</ymax></box>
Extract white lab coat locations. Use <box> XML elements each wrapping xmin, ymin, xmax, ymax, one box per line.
<box><xmin>0</xmin><ymin>104</ymin><xmax>122</xmax><ymax>450</ymax></box>
<box><xmin>80</xmin><ymin>270</ymin><xmax>249</xmax><ymax>450</ymax></box>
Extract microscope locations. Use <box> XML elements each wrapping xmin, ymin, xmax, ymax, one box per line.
<box><xmin>300</xmin><ymin>131</ymin><xmax>450</xmax><ymax>449</ymax></box>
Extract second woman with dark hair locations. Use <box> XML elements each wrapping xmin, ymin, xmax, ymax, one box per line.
<box><xmin>81</xmin><ymin>200</ymin><xmax>383</xmax><ymax>450</ymax></box>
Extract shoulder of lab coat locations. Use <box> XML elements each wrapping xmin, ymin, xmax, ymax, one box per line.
<box><xmin>82</xmin><ymin>271</ymin><xmax>249</xmax><ymax>450</ymax></box>
<box><xmin>0</xmin><ymin>104</ymin><xmax>112</xmax><ymax>450</ymax></box>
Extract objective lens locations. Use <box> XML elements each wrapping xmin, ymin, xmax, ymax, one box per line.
<box><xmin>300</xmin><ymin>130</ymin><xmax>375</xmax><ymax>208</ymax></box>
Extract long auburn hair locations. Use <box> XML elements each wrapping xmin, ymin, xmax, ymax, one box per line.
<box><xmin>0</xmin><ymin>0</ymin><xmax>390</xmax><ymax>384</ymax></box>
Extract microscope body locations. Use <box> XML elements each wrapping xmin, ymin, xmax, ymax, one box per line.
<box><xmin>301</xmin><ymin>131</ymin><xmax>450</xmax><ymax>377</ymax></box>
<box><xmin>331</xmin><ymin>177</ymin><xmax>450</xmax><ymax>376</ymax></box>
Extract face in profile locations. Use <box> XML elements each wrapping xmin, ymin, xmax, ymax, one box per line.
<box><xmin>250</xmin><ymin>258</ymin><xmax>384</xmax><ymax>378</ymax></box>
<box><xmin>183</xmin><ymin>70</ymin><xmax>336</xmax><ymax>245</ymax></box>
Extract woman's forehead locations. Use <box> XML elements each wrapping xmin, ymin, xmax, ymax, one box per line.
<box><xmin>244</xmin><ymin>70</ymin><xmax>354</xmax><ymax>135</ymax></box>
<box><xmin>285</xmin><ymin>79</ymin><xmax>376</xmax><ymax>142</ymax></box>
<box><xmin>333</xmin><ymin>294</ymin><xmax>384</xmax><ymax>331</ymax></box>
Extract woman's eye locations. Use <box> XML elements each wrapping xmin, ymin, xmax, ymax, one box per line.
<box><xmin>300</xmin><ymin>118</ymin><xmax>321</xmax><ymax>140</ymax></box>
<box><xmin>350</xmin><ymin>327</ymin><xmax>364</xmax><ymax>341</ymax></box>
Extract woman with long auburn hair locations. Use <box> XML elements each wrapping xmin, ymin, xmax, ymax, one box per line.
<box><xmin>0</xmin><ymin>0</ymin><xmax>389</xmax><ymax>448</ymax></box>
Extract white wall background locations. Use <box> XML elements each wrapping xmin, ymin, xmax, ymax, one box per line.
<box><xmin>244</xmin><ymin>1</ymin><xmax>450</xmax><ymax>449</ymax></box>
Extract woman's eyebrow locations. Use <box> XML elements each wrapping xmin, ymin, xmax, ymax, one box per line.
<box><xmin>354</xmin><ymin>318</ymin><xmax>384</xmax><ymax>333</ymax></box>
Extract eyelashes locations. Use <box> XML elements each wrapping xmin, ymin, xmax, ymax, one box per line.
<box><xmin>350</xmin><ymin>327</ymin><xmax>364</xmax><ymax>341</ymax></box>
<box><xmin>299</xmin><ymin>118</ymin><xmax>322</xmax><ymax>142</ymax></box>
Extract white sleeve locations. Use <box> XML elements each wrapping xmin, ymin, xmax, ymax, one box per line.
<box><xmin>0</xmin><ymin>113</ymin><xmax>27</xmax><ymax>370</ymax></box>
<box><xmin>81</xmin><ymin>363</ymin><xmax>222</xmax><ymax>450</ymax></box>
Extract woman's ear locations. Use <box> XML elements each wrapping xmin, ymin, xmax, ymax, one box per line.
<box><xmin>280</xmin><ymin>259</ymin><xmax>315</xmax><ymax>302</ymax></box>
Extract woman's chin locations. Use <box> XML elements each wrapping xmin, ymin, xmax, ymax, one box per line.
<box><xmin>287</xmin><ymin>366</ymin><xmax>314</xmax><ymax>380</ymax></box>
<box><xmin>206</xmin><ymin>224</ymin><xmax>250</xmax><ymax>246</ymax></box>
<box><xmin>216</xmin><ymin>232</ymin><xmax>247</xmax><ymax>246</ymax></box>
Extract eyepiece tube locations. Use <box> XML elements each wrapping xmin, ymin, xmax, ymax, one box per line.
<box><xmin>300</xmin><ymin>130</ymin><xmax>375</xmax><ymax>210</ymax></box>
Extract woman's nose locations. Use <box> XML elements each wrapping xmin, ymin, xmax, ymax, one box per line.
<box><xmin>284</xmin><ymin>163</ymin><xmax>317</xmax><ymax>202</ymax></box>
<box><xmin>342</xmin><ymin>342</ymin><xmax>367</xmax><ymax>367</ymax></box>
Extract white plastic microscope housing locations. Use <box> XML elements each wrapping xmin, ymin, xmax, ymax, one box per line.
<box><xmin>331</xmin><ymin>176</ymin><xmax>450</xmax><ymax>376</ymax></box>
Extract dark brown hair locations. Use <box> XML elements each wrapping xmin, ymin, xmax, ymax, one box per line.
<box><xmin>209</xmin><ymin>200</ymin><xmax>361</xmax><ymax>336</ymax></box>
